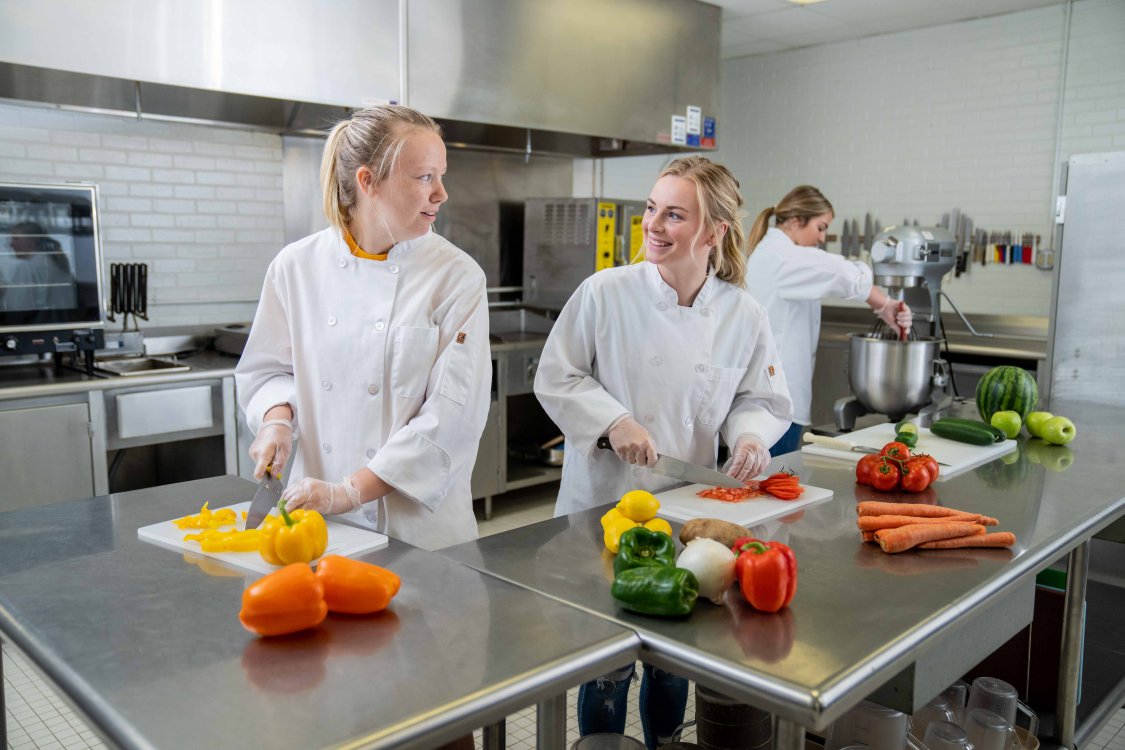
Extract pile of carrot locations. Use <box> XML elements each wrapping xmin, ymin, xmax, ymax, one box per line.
<box><xmin>856</xmin><ymin>501</ymin><xmax>1016</xmax><ymax>554</ymax></box>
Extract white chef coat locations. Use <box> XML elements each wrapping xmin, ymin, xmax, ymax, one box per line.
<box><xmin>746</xmin><ymin>227</ymin><xmax>873</xmax><ymax>425</ymax></box>
<box><xmin>534</xmin><ymin>261</ymin><xmax>793</xmax><ymax>516</ymax></box>
<box><xmin>235</xmin><ymin>227</ymin><xmax>491</xmax><ymax>551</ymax></box>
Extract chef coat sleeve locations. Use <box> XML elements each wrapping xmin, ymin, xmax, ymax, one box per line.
<box><xmin>367</xmin><ymin>273</ymin><xmax>491</xmax><ymax>512</ymax></box>
<box><xmin>235</xmin><ymin>263</ymin><xmax>299</xmax><ymax>434</ymax></box>
<box><xmin>533</xmin><ymin>282</ymin><xmax>630</xmax><ymax>455</ymax></box>
<box><xmin>775</xmin><ymin>247</ymin><xmax>873</xmax><ymax>302</ymax></box>
<box><xmin>721</xmin><ymin>312</ymin><xmax>793</xmax><ymax>448</ymax></box>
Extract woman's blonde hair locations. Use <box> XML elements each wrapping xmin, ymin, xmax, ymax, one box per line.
<box><xmin>655</xmin><ymin>156</ymin><xmax>748</xmax><ymax>287</ymax></box>
<box><xmin>747</xmin><ymin>185</ymin><xmax>834</xmax><ymax>252</ymax></box>
<box><xmin>320</xmin><ymin>104</ymin><xmax>443</xmax><ymax>235</ymax></box>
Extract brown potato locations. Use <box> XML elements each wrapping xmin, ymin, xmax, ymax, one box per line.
<box><xmin>679</xmin><ymin>518</ymin><xmax>750</xmax><ymax>549</ymax></box>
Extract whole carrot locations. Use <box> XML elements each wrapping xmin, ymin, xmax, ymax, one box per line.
<box><xmin>918</xmin><ymin>532</ymin><xmax>1016</xmax><ymax>549</ymax></box>
<box><xmin>862</xmin><ymin>531</ymin><xmax>876</xmax><ymax>543</ymax></box>
<box><xmin>858</xmin><ymin>502</ymin><xmax>972</xmax><ymax>518</ymax></box>
<box><xmin>875</xmin><ymin>522</ymin><xmax>985</xmax><ymax>554</ymax></box>
<box><xmin>858</xmin><ymin>514</ymin><xmax>983</xmax><ymax>531</ymax></box>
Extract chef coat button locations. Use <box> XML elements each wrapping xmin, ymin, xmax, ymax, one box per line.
<box><xmin>389</xmin><ymin>264</ymin><xmax>399</xmax><ymax>274</ymax></box>
<box><xmin>321</xmin><ymin>379</ymin><xmax>331</xmax><ymax>390</ymax></box>
<box><xmin>375</xmin><ymin>320</ymin><xmax>386</xmax><ymax>331</ymax></box>
<box><xmin>652</xmin><ymin>356</ymin><xmax>663</xmax><ymax>366</ymax></box>
<box><xmin>695</xmin><ymin>364</ymin><xmax>707</xmax><ymax>374</ymax></box>
<box><xmin>337</xmin><ymin>258</ymin><xmax>347</xmax><ymax>268</ymax></box>
<box><xmin>328</xmin><ymin>316</ymin><xmax>337</xmax><ymax>326</ymax></box>
<box><xmin>643</xmin><ymin>414</ymin><xmax>654</xmax><ymax>423</ymax></box>
<box><xmin>367</xmin><ymin>384</ymin><xmax>379</xmax><ymax>395</ymax></box>
<box><xmin>684</xmin><ymin>418</ymin><xmax>693</xmax><ymax>427</ymax></box>
<box><xmin>656</xmin><ymin>302</ymin><xmax>668</xmax><ymax>311</ymax></box>
<box><xmin>322</xmin><ymin>442</ymin><xmax>332</xmax><ymax>454</ymax></box>
<box><xmin>366</xmin><ymin>449</ymin><xmax>376</xmax><ymax>459</ymax></box>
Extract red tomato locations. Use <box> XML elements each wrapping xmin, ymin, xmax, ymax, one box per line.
<box><xmin>856</xmin><ymin>454</ymin><xmax>881</xmax><ymax>486</ymax></box>
<box><xmin>879</xmin><ymin>441</ymin><xmax>912</xmax><ymax>461</ymax></box>
<box><xmin>915</xmin><ymin>454</ymin><xmax>940</xmax><ymax>481</ymax></box>
<box><xmin>871</xmin><ymin>461</ymin><xmax>901</xmax><ymax>491</ymax></box>
<box><xmin>900</xmin><ymin>459</ymin><xmax>931</xmax><ymax>493</ymax></box>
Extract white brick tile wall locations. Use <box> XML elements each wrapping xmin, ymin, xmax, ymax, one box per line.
<box><xmin>0</xmin><ymin>102</ymin><xmax>284</xmax><ymax>326</ymax></box>
<box><xmin>578</xmin><ymin>0</ymin><xmax>1124</xmax><ymax>319</ymax></box>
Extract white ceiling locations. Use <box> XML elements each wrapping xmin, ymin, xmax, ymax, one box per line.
<box><xmin>713</xmin><ymin>0</ymin><xmax>1068</xmax><ymax>59</ymax></box>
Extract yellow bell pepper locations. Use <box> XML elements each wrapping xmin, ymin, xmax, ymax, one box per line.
<box><xmin>259</xmin><ymin>499</ymin><xmax>328</xmax><ymax>566</ymax></box>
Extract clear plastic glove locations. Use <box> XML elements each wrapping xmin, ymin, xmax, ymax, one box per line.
<box><xmin>607</xmin><ymin>416</ymin><xmax>658</xmax><ymax>466</ymax></box>
<box><xmin>281</xmin><ymin>476</ymin><xmax>362</xmax><ymax>516</ymax></box>
<box><xmin>876</xmin><ymin>299</ymin><xmax>913</xmax><ymax>339</ymax></box>
<box><xmin>724</xmin><ymin>434</ymin><xmax>771</xmax><ymax>483</ymax></box>
<box><xmin>249</xmin><ymin>419</ymin><xmax>294</xmax><ymax>480</ymax></box>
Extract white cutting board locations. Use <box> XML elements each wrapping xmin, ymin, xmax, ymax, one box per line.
<box><xmin>138</xmin><ymin>501</ymin><xmax>388</xmax><ymax>576</ymax></box>
<box><xmin>800</xmin><ymin>422</ymin><xmax>1016</xmax><ymax>479</ymax></box>
<box><xmin>655</xmin><ymin>481</ymin><xmax>833</xmax><ymax>526</ymax></box>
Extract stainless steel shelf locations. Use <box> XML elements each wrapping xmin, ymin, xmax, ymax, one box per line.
<box><xmin>505</xmin><ymin>460</ymin><xmax>562</xmax><ymax>491</ymax></box>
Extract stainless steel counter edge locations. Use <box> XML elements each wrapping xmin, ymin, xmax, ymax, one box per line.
<box><xmin>0</xmin><ymin>352</ymin><xmax>238</xmax><ymax>400</ymax></box>
<box><xmin>355</xmin><ymin>632</ymin><xmax>641</xmax><ymax>750</ymax></box>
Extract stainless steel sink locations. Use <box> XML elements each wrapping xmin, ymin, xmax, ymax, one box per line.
<box><xmin>488</xmin><ymin>307</ymin><xmax>557</xmax><ymax>344</ymax></box>
<box><xmin>94</xmin><ymin>357</ymin><xmax>191</xmax><ymax>377</ymax></box>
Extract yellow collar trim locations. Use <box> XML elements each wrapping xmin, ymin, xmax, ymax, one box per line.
<box><xmin>344</xmin><ymin>230</ymin><xmax>389</xmax><ymax>261</ymax></box>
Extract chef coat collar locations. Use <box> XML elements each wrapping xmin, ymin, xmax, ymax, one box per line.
<box><xmin>642</xmin><ymin>260</ymin><xmax>717</xmax><ymax>309</ymax></box>
<box><xmin>336</xmin><ymin>227</ymin><xmax>432</xmax><ymax>263</ymax></box>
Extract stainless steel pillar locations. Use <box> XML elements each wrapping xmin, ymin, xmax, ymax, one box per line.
<box><xmin>537</xmin><ymin>693</ymin><xmax>567</xmax><ymax>750</ymax></box>
<box><xmin>776</xmin><ymin>718</ymin><xmax>807</xmax><ymax>750</ymax></box>
<box><xmin>482</xmin><ymin>719</ymin><xmax>506</xmax><ymax>750</ymax></box>
<box><xmin>1056</xmin><ymin>540</ymin><xmax>1090</xmax><ymax>748</ymax></box>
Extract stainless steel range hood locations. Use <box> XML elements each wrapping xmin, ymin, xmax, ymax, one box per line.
<box><xmin>0</xmin><ymin>0</ymin><xmax>721</xmax><ymax>158</ymax></box>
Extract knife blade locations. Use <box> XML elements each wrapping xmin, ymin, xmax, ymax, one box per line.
<box><xmin>596</xmin><ymin>437</ymin><xmax>743</xmax><ymax>488</ymax></box>
<box><xmin>802</xmin><ymin>434</ymin><xmax>951</xmax><ymax>465</ymax></box>
<box><xmin>245</xmin><ymin>466</ymin><xmax>284</xmax><ymax>529</ymax></box>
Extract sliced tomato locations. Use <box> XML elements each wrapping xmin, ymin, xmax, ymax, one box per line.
<box><xmin>696</xmin><ymin>485</ymin><xmax>764</xmax><ymax>503</ymax></box>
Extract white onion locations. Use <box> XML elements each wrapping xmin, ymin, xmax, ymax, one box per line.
<box><xmin>676</xmin><ymin>537</ymin><xmax>736</xmax><ymax>604</ymax></box>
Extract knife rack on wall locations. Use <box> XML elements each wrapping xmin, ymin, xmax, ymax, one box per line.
<box><xmin>107</xmin><ymin>262</ymin><xmax>148</xmax><ymax>331</ymax></box>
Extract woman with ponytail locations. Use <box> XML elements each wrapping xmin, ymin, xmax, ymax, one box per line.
<box><xmin>236</xmin><ymin>104</ymin><xmax>491</xmax><ymax>555</ymax></box>
<box><xmin>535</xmin><ymin>157</ymin><xmax>793</xmax><ymax>749</ymax></box>
<box><xmin>746</xmin><ymin>185</ymin><xmax>913</xmax><ymax>455</ymax></box>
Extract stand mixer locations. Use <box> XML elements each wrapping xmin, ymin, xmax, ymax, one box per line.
<box><xmin>834</xmin><ymin>226</ymin><xmax>960</xmax><ymax>431</ymax></box>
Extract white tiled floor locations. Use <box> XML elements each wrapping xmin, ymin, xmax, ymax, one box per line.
<box><xmin>5</xmin><ymin>481</ymin><xmax>1125</xmax><ymax>750</ymax></box>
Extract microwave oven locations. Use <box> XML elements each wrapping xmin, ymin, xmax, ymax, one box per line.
<box><xmin>0</xmin><ymin>182</ymin><xmax>105</xmax><ymax>364</ymax></box>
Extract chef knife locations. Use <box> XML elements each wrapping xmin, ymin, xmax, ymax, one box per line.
<box><xmin>245</xmin><ymin>464</ymin><xmax>284</xmax><ymax>529</ymax></box>
<box><xmin>596</xmin><ymin>437</ymin><xmax>743</xmax><ymax>488</ymax></box>
<box><xmin>802</xmin><ymin>434</ymin><xmax>950</xmax><ymax>464</ymax></box>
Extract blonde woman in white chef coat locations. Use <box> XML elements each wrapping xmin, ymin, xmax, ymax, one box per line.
<box><xmin>235</xmin><ymin>104</ymin><xmax>491</xmax><ymax>555</ymax></box>
<box><xmin>746</xmin><ymin>185</ymin><xmax>912</xmax><ymax>456</ymax></box>
<box><xmin>534</xmin><ymin>156</ymin><xmax>793</xmax><ymax>749</ymax></box>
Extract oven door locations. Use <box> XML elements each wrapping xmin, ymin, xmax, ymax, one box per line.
<box><xmin>0</xmin><ymin>182</ymin><xmax>104</xmax><ymax>332</ymax></box>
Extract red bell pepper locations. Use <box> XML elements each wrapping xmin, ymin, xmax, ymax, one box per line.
<box><xmin>731</xmin><ymin>537</ymin><xmax>798</xmax><ymax>613</ymax></box>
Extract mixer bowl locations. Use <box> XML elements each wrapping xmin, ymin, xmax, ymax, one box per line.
<box><xmin>847</xmin><ymin>333</ymin><xmax>942</xmax><ymax>419</ymax></box>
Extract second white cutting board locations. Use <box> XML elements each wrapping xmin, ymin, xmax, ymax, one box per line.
<box><xmin>800</xmin><ymin>422</ymin><xmax>1016</xmax><ymax>479</ymax></box>
<box><xmin>655</xmin><ymin>482</ymin><xmax>833</xmax><ymax>526</ymax></box>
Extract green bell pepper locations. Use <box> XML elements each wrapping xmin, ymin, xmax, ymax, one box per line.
<box><xmin>611</xmin><ymin>566</ymin><xmax>699</xmax><ymax>617</ymax></box>
<box><xmin>613</xmin><ymin>526</ymin><xmax>676</xmax><ymax>576</ymax></box>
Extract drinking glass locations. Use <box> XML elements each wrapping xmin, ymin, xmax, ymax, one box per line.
<box><xmin>923</xmin><ymin>721</ymin><xmax>974</xmax><ymax>750</ymax></box>
<box><xmin>942</xmin><ymin>680</ymin><xmax>970</xmax><ymax>726</ymax></box>
<box><xmin>966</xmin><ymin>677</ymin><xmax>1039</xmax><ymax>741</ymax></box>
<box><xmin>911</xmin><ymin>694</ymin><xmax>959</xmax><ymax>739</ymax></box>
<box><xmin>964</xmin><ymin>708</ymin><xmax>1021</xmax><ymax>750</ymax></box>
<box><xmin>826</xmin><ymin>700</ymin><xmax>909</xmax><ymax>750</ymax></box>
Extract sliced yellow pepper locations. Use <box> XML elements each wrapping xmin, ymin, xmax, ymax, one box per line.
<box><xmin>184</xmin><ymin>528</ymin><xmax>264</xmax><ymax>553</ymax></box>
<box><xmin>260</xmin><ymin>500</ymin><xmax>328</xmax><ymax>566</ymax></box>
<box><xmin>173</xmin><ymin>501</ymin><xmax>238</xmax><ymax>529</ymax></box>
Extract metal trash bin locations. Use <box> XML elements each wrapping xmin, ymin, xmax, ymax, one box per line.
<box><xmin>572</xmin><ymin>733</ymin><xmax>646</xmax><ymax>750</ymax></box>
<box><xmin>695</xmin><ymin>685</ymin><xmax>772</xmax><ymax>750</ymax></box>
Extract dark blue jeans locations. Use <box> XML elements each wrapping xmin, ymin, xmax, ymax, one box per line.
<box><xmin>577</xmin><ymin>662</ymin><xmax>688</xmax><ymax>750</ymax></box>
<box><xmin>769</xmin><ymin>422</ymin><xmax>804</xmax><ymax>457</ymax></box>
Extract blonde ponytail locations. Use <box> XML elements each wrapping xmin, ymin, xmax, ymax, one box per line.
<box><xmin>748</xmin><ymin>186</ymin><xmax>834</xmax><ymax>254</ymax></box>
<box><xmin>746</xmin><ymin>207</ymin><xmax>775</xmax><ymax>255</ymax></box>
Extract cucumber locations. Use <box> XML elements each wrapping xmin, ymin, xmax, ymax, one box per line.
<box><xmin>895</xmin><ymin>421</ymin><xmax>919</xmax><ymax>436</ymax></box>
<box><xmin>934</xmin><ymin>417</ymin><xmax>1007</xmax><ymax>443</ymax></box>
<box><xmin>895</xmin><ymin>430</ymin><xmax>918</xmax><ymax>448</ymax></box>
<box><xmin>930</xmin><ymin>418</ymin><xmax>998</xmax><ymax>445</ymax></box>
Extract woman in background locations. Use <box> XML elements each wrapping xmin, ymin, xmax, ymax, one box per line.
<box><xmin>746</xmin><ymin>185</ymin><xmax>912</xmax><ymax>456</ymax></box>
<box><xmin>535</xmin><ymin>156</ymin><xmax>792</xmax><ymax>749</ymax></box>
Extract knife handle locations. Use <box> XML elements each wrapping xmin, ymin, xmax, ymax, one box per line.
<box><xmin>802</xmin><ymin>433</ymin><xmax>860</xmax><ymax>451</ymax></box>
<box><xmin>597</xmin><ymin>437</ymin><xmax>612</xmax><ymax>450</ymax></box>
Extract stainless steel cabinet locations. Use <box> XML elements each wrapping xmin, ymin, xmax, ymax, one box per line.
<box><xmin>0</xmin><ymin>397</ymin><xmax>97</xmax><ymax>511</ymax></box>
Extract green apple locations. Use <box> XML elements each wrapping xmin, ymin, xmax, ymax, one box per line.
<box><xmin>1040</xmin><ymin>415</ymin><xmax>1077</xmax><ymax>446</ymax></box>
<box><xmin>1025</xmin><ymin>411</ymin><xmax>1054</xmax><ymax>438</ymax></box>
<box><xmin>1039</xmin><ymin>444</ymin><xmax>1075</xmax><ymax>472</ymax></box>
<box><xmin>990</xmin><ymin>410</ymin><xmax>1022</xmax><ymax>439</ymax></box>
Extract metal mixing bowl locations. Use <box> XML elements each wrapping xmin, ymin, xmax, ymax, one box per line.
<box><xmin>847</xmin><ymin>333</ymin><xmax>943</xmax><ymax>419</ymax></box>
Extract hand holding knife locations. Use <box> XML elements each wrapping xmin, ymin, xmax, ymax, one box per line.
<box><xmin>596</xmin><ymin>436</ymin><xmax>743</xmax><ymax>488</ymax></box>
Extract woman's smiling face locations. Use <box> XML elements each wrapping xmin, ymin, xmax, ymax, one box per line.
<box><xmin>642</xmin><ymin>175</ymin><xmax>711</xmax><ymax>269</ymax></box>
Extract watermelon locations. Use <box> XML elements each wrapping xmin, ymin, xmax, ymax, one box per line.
<box><xmin>976</xmin><ymin>365</ymin><xmax>1038</xmax><ymax>422</ymax></box>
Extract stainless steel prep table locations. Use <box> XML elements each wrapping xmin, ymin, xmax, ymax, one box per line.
<box><xmin>441</xmin><ymin>398</ymin><xmax>1125</xmax><ymax>750</ymax></box>
<box><xmin>0</xmin><ymin>475</ymin><xmax>640</xmax><ymax>750</ymax></box>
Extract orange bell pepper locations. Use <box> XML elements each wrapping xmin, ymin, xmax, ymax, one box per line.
<box><xmin>315</xmin><ymin>555</ymin><xmax>401</xmax><ymax>614</ymax></box>
<box><xmin>239</xmin><ymin>563</ymin><xmax>328</xmax><ymax>636</ymax></box>
<box><xmin>259</xmin><ymin>500</ymin><xmax>328</xmax><ymax>566</ymax></box>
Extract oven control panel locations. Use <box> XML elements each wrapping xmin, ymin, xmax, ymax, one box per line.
<box><xmin>1</xmin><ymin>328</ymin><xmax>104</xmax><ymax>357</ymax></box>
